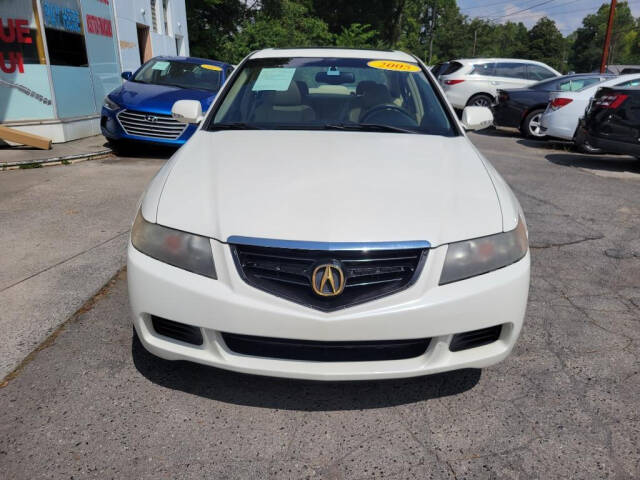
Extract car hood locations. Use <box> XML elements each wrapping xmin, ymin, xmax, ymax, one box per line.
<box><xmin>109</xmin><ymin>81</ymin><xmax>216</xmax><ymax>115</ymax></box>
<box><xmin>153</xmin><ymin>130</ymin><xmax>503</xmax><ymax>247</ymax></box>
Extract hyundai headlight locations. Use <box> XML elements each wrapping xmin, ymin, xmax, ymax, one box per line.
<box><xmin>103</xmin><ymin>97</ymin><xmax>119</xmax><ymax>110</ymax></box>
<box><xmin>440</xmin><ymin>217</ymin><xmax>528</xmax><ymax>285</ymax></box>
<box><xmin>131</xmin><ymin>210</ymin><xmax>217</xmax><ymax>279</ymax></box>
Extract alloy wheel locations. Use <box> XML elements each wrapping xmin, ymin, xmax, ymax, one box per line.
<box><xmin>472</xmin><ymin>96</ymin><xmax>490</xmax><ymax>107</ymax></box>
<box><xmin>528</xmin><ymin>113</ymin><xmax>544</xmax><ymax>137</ymax></box>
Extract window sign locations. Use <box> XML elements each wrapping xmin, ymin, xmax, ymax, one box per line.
<box><xmin>85</xmin><ymin>14</ymin><xmax>112</xmax><ymax>37</ymax></box>
<box><xmin>0</xmin><ymin>0</ymin><xmax>54</xmax><ymax>121</ymax></box>
<box><xmin>41</xmin><ymin>0</ymin><xmax>95</xmax><ymax>117</ymax></box>
<box><xmin>41</xmin><ymin>0</ymin><xmax>82</xmax><ymax>33</ymax></box>
<box><xmin>79</xmin><ymin>0</ymin><xmax>120</xmax><ymax>115</ymax></box>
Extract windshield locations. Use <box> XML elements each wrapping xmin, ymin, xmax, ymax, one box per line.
<box><xmin>208</xmin><ymin>57</ymin><xmax>456</xmax><ymax>136</ymax></box>
<box><xmin>133</xmin><ymin>59</ymin><xmax>222</xmax><ymax>92</ymax></box>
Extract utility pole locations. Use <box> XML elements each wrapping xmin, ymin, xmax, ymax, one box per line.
<box><xmin>600</xmin><ymin>0</ymin><xmax>617</xmax><ymax>73</ymax></box>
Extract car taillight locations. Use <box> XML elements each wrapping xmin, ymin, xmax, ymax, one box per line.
<box><xmin>550</xmin><ymin>97</ymin><xmax>573</xmax><ymax>110</ymax></box>
<box><xmin>444</xmin><ymin>79</ymin><xmax>465</xmax><ymax>85</ymax></box>
<box><xmin>595</xmin><ymin>94</ymin><xmax>628</xmax><ymax>109</ymax></box>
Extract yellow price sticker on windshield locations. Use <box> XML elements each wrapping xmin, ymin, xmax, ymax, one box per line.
<box><xmin>367</xmin><ymin>60</ymin><xmax>421</xmax><ymax>72</ymax></box>
<box><xmin>201</xmin><ymin>64</ymin><xmax>222</xmax><ymax>71</ymax></box>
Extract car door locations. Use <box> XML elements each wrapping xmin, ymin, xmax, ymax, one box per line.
<box><xmin>490</xmin><ymin>62</ymin><xmax>531</xmax><ymax>92</ymax></box>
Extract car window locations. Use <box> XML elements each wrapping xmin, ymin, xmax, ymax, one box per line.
<box><xmin>616</xmin><ymin>78</ymin><xmax>640</xmax><ymax>87</ymax></box>
<box><xmin>470</xmin><ymin>62</ymin><xmax>495</xmax><ymax>76</ymax></box>
<box><xmin>570</xmin><ymin>78</ymin><xmax>602</xmax><ymax>90</ymax></box>
<box><xmin>441</xmin><ymin>61</ymin><xmax>463</xmax><ymax>76</ymax></box>
<box><xmin>208</xmin><ymin>57</ymin><xmax>456</xmax><ymax>136</ymax></box>
<box><xmin>527</xmin><ymin>65</ymin><xmax>556</xmax><ymax>81</ymax></box>
<box><xmin>431</xmin><ymin>62</ymin><xmax>448</xmax><ymax>77</ymax></box>
<box><xmin>558</xmin><ymin>79</ymin><xmax>572</xmax><ymax>91</ymax></box>
<box><xmin>133</xmin><ymin>59</ymin><xmax>222</xmax><ymax>92</ymax></box>
<box><xmin>494</xmin><ymin>63</ymin><xmax>527</xmax><ymax>79</ymax></box>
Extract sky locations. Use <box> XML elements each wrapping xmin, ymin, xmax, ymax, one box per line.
<box><xmin>457</xmin><ymin>0</ymin><xmax>640</xmax><ymax>35</ymax></box>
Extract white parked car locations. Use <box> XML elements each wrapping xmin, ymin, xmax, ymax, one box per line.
<box><xmin>439</xmin><ymin>58</ymin><xmax>561</xmax><ymax>109</ymax></box>
<box><xmin>540</xmin><ymin>73</ymin><xmax>640</xmax><ymax>145</ymax></box>
<box><xmin>128</xmin><ymin>48</ymin><xmax>530</xmax><ymax>381</ymax></box>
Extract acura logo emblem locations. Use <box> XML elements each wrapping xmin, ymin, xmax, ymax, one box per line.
<box><xmin>311</xmin><ymin>263</ymin><xmax>345</xmax><ymax>297</ymax></box>
<box><xmin>145</xmin><ymin>115</ymin><xmax>158</xmax><ymax>122</ymax></box>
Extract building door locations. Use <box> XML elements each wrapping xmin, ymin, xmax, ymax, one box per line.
<box><xmin>136</xmin><ymin>24</ymin><xmax>152</xmax><ymax>64</ymax></box>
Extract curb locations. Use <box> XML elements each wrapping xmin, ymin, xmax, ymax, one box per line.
<box><xmin>1</xmin><ymin>149</ymin><xmax>113</xmax><ymax>170</ymax></box>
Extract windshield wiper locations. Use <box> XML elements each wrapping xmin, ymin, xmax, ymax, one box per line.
<box><xmin>210</xmin><ymin>122</ymin><xmax>263</xmax><ymax>131</ymax></box>
<box><xmin>323</xmin><ymin>123</ymin><xmax>417</xmax><ymax>134</ymax></box>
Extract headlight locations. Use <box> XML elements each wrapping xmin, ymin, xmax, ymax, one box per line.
<box><xmin>103</xmin><ymin>97</ymin><xmax>119</xmax><ymax>110</ymax></box>
<box><xmin>131</xmin><ymin>210</ymin><xmax>217</xmax><ymax>279</ymax></box>
<box><xmin>439</xmin><ymin>217</ymin><xmax>528</xmax><ymax>285</ymax></box>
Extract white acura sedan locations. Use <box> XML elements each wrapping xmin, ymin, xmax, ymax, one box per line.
<box><xmin>128</xmin><ymin>48</ymin><xmax>530</xmax><ymax>380</ymax></box>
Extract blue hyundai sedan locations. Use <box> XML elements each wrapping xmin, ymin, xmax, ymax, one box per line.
<box><xmin>101</xmin><ymin>56</ymin><xmax>233</xmax><ymax>147</ymax></box>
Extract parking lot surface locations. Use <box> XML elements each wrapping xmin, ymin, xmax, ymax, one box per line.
<box><xmin>0</xmin><ymin>153</ymin><xmax>164</xmax><ymax>378</ymax></box>
<box><xmin>1</xmin><ymin>131</ymin><xmax>639</xmax><ymax>479</ymax></box>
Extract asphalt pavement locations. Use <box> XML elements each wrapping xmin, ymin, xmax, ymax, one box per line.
<box><xmin>0</xmin><ymin>151</ymin><xmax>166</xmax><ymax>378</ymax></box>
<box><xmin>1</xmin><ymin>131</ymin><xmax>639</xmax><ymax>479</ymax></box>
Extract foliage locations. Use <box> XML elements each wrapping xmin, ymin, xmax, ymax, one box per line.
<box><xmin>335</xmin><ymin>24</ymin><xmax>378</xmax><ymax>49</ymax></box>
<box><xmin>569</xmin><ymin>2</ymin><xmax>637</xmax><ymax>72</ymax></box>
<box><xmin>220</xmin><ymin>0</ymin><xmax>333</xmax><ymax>64</ymax></box>
<box><xmin>186</xmin><ymin>0</ymin><xmax>640</xmax><ymax>72</ymax></box>
<box><xmin>186</xmin><ymin>0</ymin><xmax>247</xmax><ymax>59</ymax></box>
<box><xmin>528</xmin><ymin>17</ymin><xmax>566</xmax><ymax>72</ymax></box>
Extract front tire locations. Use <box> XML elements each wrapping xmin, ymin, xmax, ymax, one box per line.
<box><xmin>466</xmin><ymin>94</ymin><xmax>493</xmax><ymax>108</ymax></box>
<box><xmin>521</xmin><ymin>109</ymin><xmax>546</xmax><ymax>139</ymax></box>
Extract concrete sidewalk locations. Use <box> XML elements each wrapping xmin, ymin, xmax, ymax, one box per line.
<box><xmin>0</xmin><ymin>154</ymin><xmax>166</xmax><ymax>378</ymax></box>
<box><xmin>0</xmin><ymin>134</ymin><xmax>112</xmax><ymax>168</ymax></box>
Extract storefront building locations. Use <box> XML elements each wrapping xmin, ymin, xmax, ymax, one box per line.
<box><xmin>0</xmin><ymin>0</ymin><xmax>189</xmax><ymax>143</ymax></box>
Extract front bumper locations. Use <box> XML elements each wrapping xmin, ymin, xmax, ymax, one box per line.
<box><xmin>100</xmin><ymin>107</ymin><xmax>197</xmax><ymax>146</ymax></box>
<box><xmin>128</xmin><ymin>240</ymin><xmax>530</xmax><ymax>380</ymax></box>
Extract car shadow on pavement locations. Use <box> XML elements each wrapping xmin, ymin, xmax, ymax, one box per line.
<box><xmin>473</xmin><ymin>127</ymin><xmax>520</xmax><ymax>138</ymax></box>
<box><xmin>546</xmin><ymin>153</ymin><xmax>640</xmax><ymax>173</ymax></box>
<box><xmin>106</xmin><ymin>140</ymin><xmax>178</xmax><ymax>159</ymax></box>
<box><xmin>131</xmin><ymin>334</ymin><xmax>481</xmax><ymax>411</ymax></box>
<box><xmin>473</xmin><ymin>127</ymin><xmax>576</xmax><ymax>152</ymax></box>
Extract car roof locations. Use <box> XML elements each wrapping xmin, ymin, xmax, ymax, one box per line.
<box><xmin>560</xmin><ymin>73</ymin><xmax>614</xmax><ymax>77</ymax></box>
<box><xmin>550</xmin><ymin>73</ymin><xmax>640</xmax><ymax>97</ymax></box>
<box><xmin>249</xmin><ymin>48</ymin><xmax>416</xmax><ymax>62</ymax></box>
<box><xmin>153</xmin><ymin>55</ymin><xmax>230</xmax><ymax>67</ymax></box>
<box><xmin>452</xmin><ymin>58</ymin><xmax>550</xmax><ymax>65</ymax></box>
<box><xmin>597</xmin><ymin>73</ymin><xmax>640</xmax><ymax>86</ymax></box>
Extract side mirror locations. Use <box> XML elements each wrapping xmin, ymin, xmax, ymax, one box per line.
<box><xmin>461</xmin><ymin>106</ymin><xmax>493</xmax><ymax>131</ymax></box>
<box><xmin>121</xmin><ymin>71</ymin><xmax>132</xmax><ymax>80</ymax></box>
<box><xmin>172</xmin><ymin>99</ymin><xmax>203</xmax><ymax>124</ymax></box>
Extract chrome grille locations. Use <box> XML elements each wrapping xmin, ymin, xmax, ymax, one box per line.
<box><xmin>116</xmin><ymin>109</ymin><xmax>187</xmax><ymax>140</ymax></box>
<box><xmin>230</xmin><ymin>240</ymin><xmax>429</xmax><ymax>312</ymax></box>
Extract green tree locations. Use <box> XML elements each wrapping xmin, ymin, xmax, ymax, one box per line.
<box><xmin>221</xmin><ymin>0</ymin><xmax>333</xmax><ymax>63</ymax></box>
<box><xmin>527</xmin><ymin>17</ymin><xmax>566</xmax><ymax>72</ymax></box>
<box><xmin>186</xmin><ymin>0</ymin><xmax>248</xmax><ymax>59</ymax></box>
<box><xmin>335</xmin><ymin>23</ymin><xmax>378</xmax><ymax>48</ymax></box>
<box><xmin>310</xmin><ymin>0</ymin><xmax>407</xmax><ymax>47</ymax></box>
<box><xmin>569</xmin><ymin>1</ymin><xmax>637</xmax><ymax>72</ymax></box>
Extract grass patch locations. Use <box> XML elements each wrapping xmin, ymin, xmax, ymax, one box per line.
<box><xmin>19</xmin><ymin>162</ymin><xmax>43</xmax><ymax>169</ymax></box>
